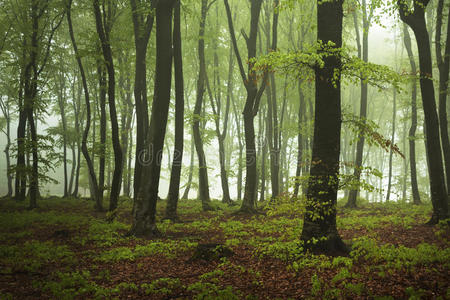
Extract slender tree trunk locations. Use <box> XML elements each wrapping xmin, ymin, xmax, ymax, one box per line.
<box><xmin>67</xmin><ymin>0</ymin><xmax>100</xmax><ymax>205</ymax></box>
<box><xmin>57</xmin><ymin>72</ymin><xmax>69</xmax><ymax>197</ymax></box>
<box><xmin>231</xmin><ymin>94</ymin><xmax>243</xmax><ymax>201</ymax></box>
<box><xmin>166</xmin><ymin>0</ymin><xmax>184</xmax><ymax>221</ymax></box>
<box><xmin>193</xmin><ymin>0</ymin><xmax>213</xmax><ymax>211</ymax></box>
<box><xmin>181</xmin><ymin>133</ymin><xmax>194</xmax><ymax>200</ymax></box>
<box><xmin>224</xmin><ymin>0</ymin><xmax>266</xmax><ymax>213</ymax></box>
<box><xmin>93</xmin><ymin>0</ymin><xmax>123</xmax><ymax>212</ymax></box>
<box><xmin>72</xmin><ymin>79</ymin><xmax>83</xmax><ymax>198</ymax></box>
<box><xmin>346</xmin><ymin>2</ymin><xmax>371</xmax><ymax>208</ymax></box>
<box><xmin>398</xmin><ymin>0</ymin><xmax>449</xmax><ymax>223</ymax></box>
<box><xmin>0</xmin><ymin>97</ymin><xmax>13</xmax><ymax>197</ymax></box>
<box><xmin>131</xmin><ymin>0</ymin><xmax>175</xmax><ymax>236</ymax></box>
<box><xmin>206</xmin><ymin>14</ymin><xmax>233</xmax><ymax>205</ymax></box>
<box><xmin>126</xmin><ymin>116</ymin><xmax>134</xmax><ymax>197</ymax></box>
<box><xmin>293</xmin><ymin>79</ymin><xmax>305</xmax><ymax>198</ymax></box>
<box><xmin>403</xmin><ymin>24</ymin><xmax>421</xmax><ymax>205</ymax></box>
<box><xmin>97</xmin><ymin>62</ymin><xmax>107</xmax><ymax>207</ymax></box>
<box><xmin>300</xmin><ymin>0</ymin><xmax>348</xmax><ymax>255</ymax></box>
<box><xmin>15</xmin><ymin>42</ymin><xmax>27</xmax><ymax>202</ymax></box>
<box><xmin>386</xmin><ymin>89</ymin><xmax>397</xmax><ymax>202</ymax></box>
<box><xmin>24</xmin><ymin>0</ymin><xmax>40</xmax><ymax>209</ymax></box>
<box><xmin>266</xmin><ymin>0</ymin><xmax>280</xmax><ymax>200</ymax></box>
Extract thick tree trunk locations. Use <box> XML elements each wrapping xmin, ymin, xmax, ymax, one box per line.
<box><xmin>130</xmin><ymin>0</ymin><xmax>155</xmax><ymax>202</ymax></box>
<box><xmin>131</xmin><ymin>0</ymin><xmax>175</xmax><ymax>236</ymax></box>
<box><xmin>398</xmin><ymin>0</ymin><xmax>448</xmax><ymax>223</ymax></box>
<box><xmin>300</xmin><ymin>0</ymin><xmax>348</xmax><ymax>255</ymax></box>
<box><xmin>403</xmin><ymin>24</ymin><xmax>421</xmax><ymax>205</ymax></box>
<box><xmin>436</xmin><ymin>0</ymin><xmax>450</xmax><ymax>200</ymax></box>
<box><xmin>166</xmin><ymin>0</ymin><xmax>184</xmax><ymax>221</ymax></box>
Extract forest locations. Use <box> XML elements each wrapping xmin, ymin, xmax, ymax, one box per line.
<box><xmin>0</xmin><ymin>0</ymin><xmax>449</xmax><ymax>298</ymax></box>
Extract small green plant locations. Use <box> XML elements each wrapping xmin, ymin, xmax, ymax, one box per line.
<box><xmin>39</xmin><ymin>271</ymin><xmax>110</xmax><ymax>300</ymax></box>
<box><xmin>141</xmin><ymin>277</ymin><xmax>182</xmax><ymax>296</ymax></box>
<box><xmin>0</xmin><ymin>240</ymin><xmax>76</xmax><ymax>273</ymax></box>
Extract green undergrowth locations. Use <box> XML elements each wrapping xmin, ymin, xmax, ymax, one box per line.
<box><xmin>97</xmin><ymin>239</ymin><xmax>198</xmax><ymax>262</ymax></box>
<box><xmin>0</xmin><ymin>197</ymin><xmax>446</xmax><ymax>299</ymax></box>
<box><xmin>0</xmin><ymin>240</ymin><xmax>76</xmax><ymax>274</ymax></box>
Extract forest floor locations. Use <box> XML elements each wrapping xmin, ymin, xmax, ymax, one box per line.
<box><xmin>0</xmin><ymin>196</ymin><xmax>448</xmax><ymax>299</ymax></box>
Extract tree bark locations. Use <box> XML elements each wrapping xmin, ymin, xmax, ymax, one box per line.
<box><xmin>93</xmin><ymin>0</ymin><xmax>123</xmax><ymax>212</ymax></box>
<box><xmin>56</xmin><ymin>70</ymin><xmax>69</xmax><ymax>197</ymax></box>
<box><xmin>181</xmin><ymin>134</ymin><xmax>195</xmax><ymax>200</ymax></box>
<box><xmin>398</xmin><ymin>0</ymin><xmax>448</xmax><ymax>223</ymax></box>
<box><xmin>224</xmin><ymin>0</ymin><xmax>266</xmax><ymax>213</ymax></box>
<box><xmin>266</xmin><ymin>0</ymin><xmax>280</xmax><ymax>201</ymax></box>
<box><xmin>293</xmin><ymin>79</ymin><xmax>305</xmax><ymax>199</ymax></box>
<box><xmin>67</xmin><ymin>0</ymin><xmax>100</xmax><ymax>205</ymax></box>
<box><xmin>97</xmin><ymin>62</ymin><xmax>107</xmax><ymax>208</ymax></box>
<box><xmin>435</xmin><ymin>0</ymin><xmax>450</xmax><ymax>200</ymax></box>
<box><xmin>386</xmin><ymin>89</ymin><xmax>397</xmax><ymax>202</ymax></box>
<box><xmin>346</xmin><ymin>1</ymin><xmax>372</xmax><ymax>208</ymax></box>
<box><xmin>193</xmin><ymin>0</ymin><xmax>213</xmax><ymax>211</ymax></box>
<box><xmin>403</xmin><ymin>24</ymin><xmax>421</xmax><ymax>205</ymax></box>
<box><xmin>130</xmin><ymin>0</ymin><xmax>156</xmax><ymax>201</ymax></box>
<box><xmin>300</xmin><ymin>0</ymin><xmax>348</xmax><ymax>255</ymax></box>
<box><xmin>165</xmin><ymin>0</ymin><xmax>184</xmax><ymax>221</ymax></box>
<box><xmin>131</xmin><ymin>0</ymin><xmax>175</xmax><ymax>236</ymax></box>
<box><xmin>0</xmin><ymin>96</ymin><xmax>13</xmax><ymax>197</ymax></box>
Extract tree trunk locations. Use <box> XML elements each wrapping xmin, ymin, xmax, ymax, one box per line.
<box><xmin>131</xmin><ymin>0</ymin><xmax>175</xmax><ymax>236</ymax></box>
<box><xmin>67</xmin><ymin>0</ymin><xmax>100</xmax><ymax>206</ymax></box>
<box><xmin>72</xmin><ymin>78</ymin><xmax>83</xmax><ymax>198</ymax></box>
<box><xmin>97</xmin><ymin>62</ymin><xmax>107</xmax><ymax>208</ymax></box>
<box><xmin>346</xmin><ymin>1</ymin><xmax>371</xmax><ymax>208</ymax></box>
<box><xmin>0</xmin><ymin>97</ymin><xmax>13</xmax><ymax>197</ymax></box>
<box><xmin>398</xmin><ymin>0</ymin><xmax>448</xmax><ymax>223</ymax></box>
<box><xmin>224</xmin><ymin>0</ymin><xmax>266</xmax><ymax>213</ymax></box>
<box><xmin>386</xmin><ymin>89</ymin><xmax>397</xmax><ymax>202</ymax></box>
<box><xmin>57</xmin><ymin>71</ymin><xmax>69</xmax><ymax>198</ymax></box>
<box><xmin>300</xmin><ymin>0</ymin><xmax>348</xmax><ymax>255</ymax></box>
<box><xmin>15</xmin><ymin>44</ymin><xmax>27</xmax><ymax>202</ymax></box>
<box><xmin>130</xmin><ymin>0</ymin><xmax>155</xmax><ymax>202</ymax></box>
<box><xmin>93</xmin><ymin>0</ymin><xmax>123</xmax><ymax>212</ymax></box>
<box><xmin>231</xmin><ymin>94</ymin><xmax>243</xmax><ymax>201</ymax></box>
<box><xmin>165</xmin><ymin>0</ymin><xmax>184</xmax><ymax>221</ymax></box>
<box><xmin>403</xmin><ymin>24</ymin><xmax>421</xmax><ymax>205</ymax></box>
<box><xmin>193</xmin><ymin>0</ymin><xmax>212</xmax><ymax>211</ymax></box>
<box><xmin>435</xmin><ymin>0</ymin><xmax>450</xmax><ymax>200</ymax></box>
<box><xmin>266</xmin><ymin>0</ymin><xmax>280</xmax><ymax>201</ymax></box>
<box><xmin>293</xmin><ymin>79</ymin><xmax>305</xmax><ymax>199</ymax></box>
<box><xmin>181</xmin><ymin>135</ymin><xmax>195</xmax><ymax>200</ymax></box>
